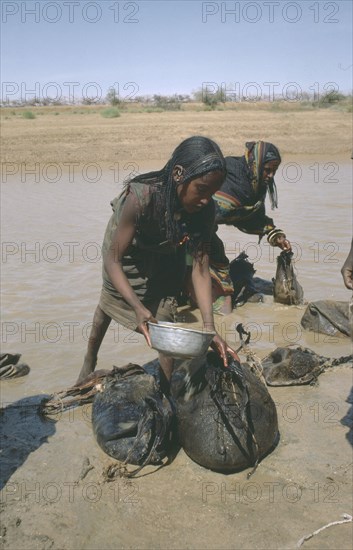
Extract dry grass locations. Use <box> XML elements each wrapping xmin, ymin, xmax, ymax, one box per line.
<box><xmin>1</xmin><ymin>103</ymin><xmax>351</xmax><ymax>166</ymax></box>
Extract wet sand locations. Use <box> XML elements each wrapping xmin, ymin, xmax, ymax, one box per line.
<box><xmin>0</xmin><ymin>108</ymin><xmax>352</xmax><ymax>549</ymax></box>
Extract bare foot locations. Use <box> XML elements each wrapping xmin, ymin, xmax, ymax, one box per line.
<box><xmin>75</xmin><ymin>355</ymin><xmax>97</xmax><ymax>386</ymax></box>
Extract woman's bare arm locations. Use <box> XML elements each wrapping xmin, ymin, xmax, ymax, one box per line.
<box><xmin>104</xmin><ymin>194</ymin><xmax>156</xmax><ymax>344</ymax></box>
<box><xmin>192</xmin><ymin>252</ymin><xmax>240</xmax><ymax>366</ymax></box>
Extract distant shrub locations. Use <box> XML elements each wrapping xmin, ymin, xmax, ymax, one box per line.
<box><xmin>193</xmin><ymin>87</ymin><xmax>226</xmax><ymax>109</ymax></box>
<box><xmin>143</xmin><ymin>107</ymin><xmax>164</xmax><ymax>113</ymax></box>
<box><xmin>152</xmin><ymin>95</ymin><xmax>182</xmax><ymax>111</ymax></box>
<box><xmin>22</xmin><ymin>111</ymin><xmax>36</xmax><ymax>119</ymax></box>
<box><xmin>101</xmin><ymin>108</ymin><xmax>121</xmax><ymax>118</ymax></box>
<box><xmin>106</xmin><ymin>88</ymin><xmax>121</xmax><ymax>106</ymax></box>
<box><xmin>319</xmin><ymin>91</ymin><xmax>347</xmax><ymax>108</ymax></box>
<box><xmin>82</xmin><ymin>97</ymin><xmax>99</xmax><ymax>105</ymax></box>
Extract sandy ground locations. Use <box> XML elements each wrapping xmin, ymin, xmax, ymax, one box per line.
<box><xmin>1</xmin><ymin>105</ymin><xmax>352</xmax><ymax>167</ymax></box>
<box><xmin>1</xmin><ymin>106</ymin><xmax>352</xmax><ymax>549</ymax></box>
<box><xmin>1</xmin><ymin>339</ymin><xmax>352</xmax><ymax>550</ymax></box>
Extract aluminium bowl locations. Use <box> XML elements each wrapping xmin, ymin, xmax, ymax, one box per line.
<box><xmin>147</xmin><ymin>321</ymin><xmax>216</xmax><ymax>358</ymax></box>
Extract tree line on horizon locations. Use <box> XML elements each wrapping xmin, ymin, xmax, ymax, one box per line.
<box><xmin>1</xmin><ymin>87</ymin><xmax>351</xmax><ymax>111</ymax></box>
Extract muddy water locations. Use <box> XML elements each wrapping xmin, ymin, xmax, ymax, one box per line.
<box><xmin>1</xmin><ymin>162</ymin><xmax>352</xmax><ymax>550</ymax></box>
<box><xmin>1</xmin><ymin>162</ymin><xmax>352</xmax><ymax>398</ymax></box>
<box><xmin>2</xmin><ymin>163</ymin><xmax>352</xmax><ymax>397</ymax></box>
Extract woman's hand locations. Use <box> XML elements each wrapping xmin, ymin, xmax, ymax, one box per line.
<box><xmin>268</xmin><ymin>229</ymin><xmax>291</xmax><ymax>251</ymax></box>
<box><xmin>136</xmin><ymin>307</ymin><xmax>157</xmax><ymax>347</ymax></box>
<box><xmin>275</xmin><ymin>234</ymin><xmax>292</xmax><ymax>251</ymax></box>
<box><xmin>211</xmin><ymin>334</ymin><xmax>241</xmax><ymax>367</ymax></box>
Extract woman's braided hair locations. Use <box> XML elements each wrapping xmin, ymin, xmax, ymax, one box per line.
<box><xmin>128</xmin><ymin>136</ymin><xmax>226</xmax><ymax>244</ymax></box>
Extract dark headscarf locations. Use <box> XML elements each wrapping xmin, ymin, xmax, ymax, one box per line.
<box><xmin>129</xmin><ymin>136</ymin><xmax>226</xmax><ymax>244</ymax></box>
<box><xmin>244</xmin><ymin>141</ymin><xmax>281</xmax><ymax>209</ymax></box>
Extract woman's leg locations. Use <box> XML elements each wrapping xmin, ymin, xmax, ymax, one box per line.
<box><xmin>151</xmin><ymin>297</ymin><xmax>177</xmax><ymax>389</ymax></box>
<box><xmin>77</xmin><ymin>296</ymin><xmax>175</xmax><ymax>386</ymax></box>
<box><xmin>76</xmin><ymin>305</ymin><xmax>111</xmax><ymax>384</ymax></box>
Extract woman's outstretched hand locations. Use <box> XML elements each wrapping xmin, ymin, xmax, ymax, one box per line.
<box><xmin>211</xmin><ymin>334</ymin><xmax>241</xmax><ymax>367</ymax></box>
<box><xmin>276</xmin><ymin>235</ymin><xmax>292</xmax><ymax>251</ymax></box>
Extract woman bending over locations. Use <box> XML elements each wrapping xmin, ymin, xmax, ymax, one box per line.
<box><xmin>77</xmin><ymin>136</ymin><xmax>239</xmax><ymax>384</ymax></box>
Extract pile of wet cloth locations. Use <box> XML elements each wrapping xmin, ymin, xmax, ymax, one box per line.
<box><xmin>261</xmin><ymin>346</ymin><xmax>352</xmax><ymax>386</ymax></box>
<box><xmin>301</xmin><ymin>300</ymin><xmax>352</xmax><ymax>338</ymax></box>
<box><xmin>41</xmin><ymin>340</ymin><xmax>352</xmax><ymax>476</ymax></box>
<box><xmin>42</xmin><ymin>353</ymin><xmax>279</xmax><ymax>477</ymax></box>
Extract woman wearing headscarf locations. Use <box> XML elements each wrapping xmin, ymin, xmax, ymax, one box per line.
<box><xmin>209</xmin><ymin>141</ymin><xmax>291</xmax><ymax>315</ymax></box>
<box><xmin>77</xmin><ymin>136</ymin><xmax>239</xmax><ymax>385</ymax></box>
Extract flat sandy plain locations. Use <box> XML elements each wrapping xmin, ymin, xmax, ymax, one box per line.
<box><xmin>1</xmin><ymin>104</ymin><xmax>352</xmax><ymax>550</ymax></box>
<box><xmin>1</xmin><ymin>103</ymin><xmax>351</xmax><ymax>166</ymax></box>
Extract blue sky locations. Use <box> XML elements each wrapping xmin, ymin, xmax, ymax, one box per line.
<box><xmin>1</xmin><ymin>0</ymin><xmax>352</xmax><ymax>102</ymax></box>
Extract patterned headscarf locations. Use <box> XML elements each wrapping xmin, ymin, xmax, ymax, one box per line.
<box><xmin>244</xmin><ymin>141</ymin><xmax>281</xmax><ymax>210</ymax></box>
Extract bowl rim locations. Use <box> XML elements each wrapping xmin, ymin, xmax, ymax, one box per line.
<box><xmin>147</xmin><ymin>321</ymin><xmax>216</xmax><ymax>337</ymax></box>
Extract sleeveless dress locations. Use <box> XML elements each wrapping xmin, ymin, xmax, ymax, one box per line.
<box><xmin>99</xmin><ymin>180</ymin><xmax>215</xmax><ymax>329</ymax></box>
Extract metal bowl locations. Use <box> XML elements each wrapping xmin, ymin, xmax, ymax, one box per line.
<box><xmin>147</xmin><ymin>321</ymin><xmax>216</xmax><ymax>358</ymax></box>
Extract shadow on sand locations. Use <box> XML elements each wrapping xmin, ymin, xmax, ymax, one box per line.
<box><xmin>0</xmin><ymin>395</ymin><xmax>56</xmax><ymax>490</ymax></box>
